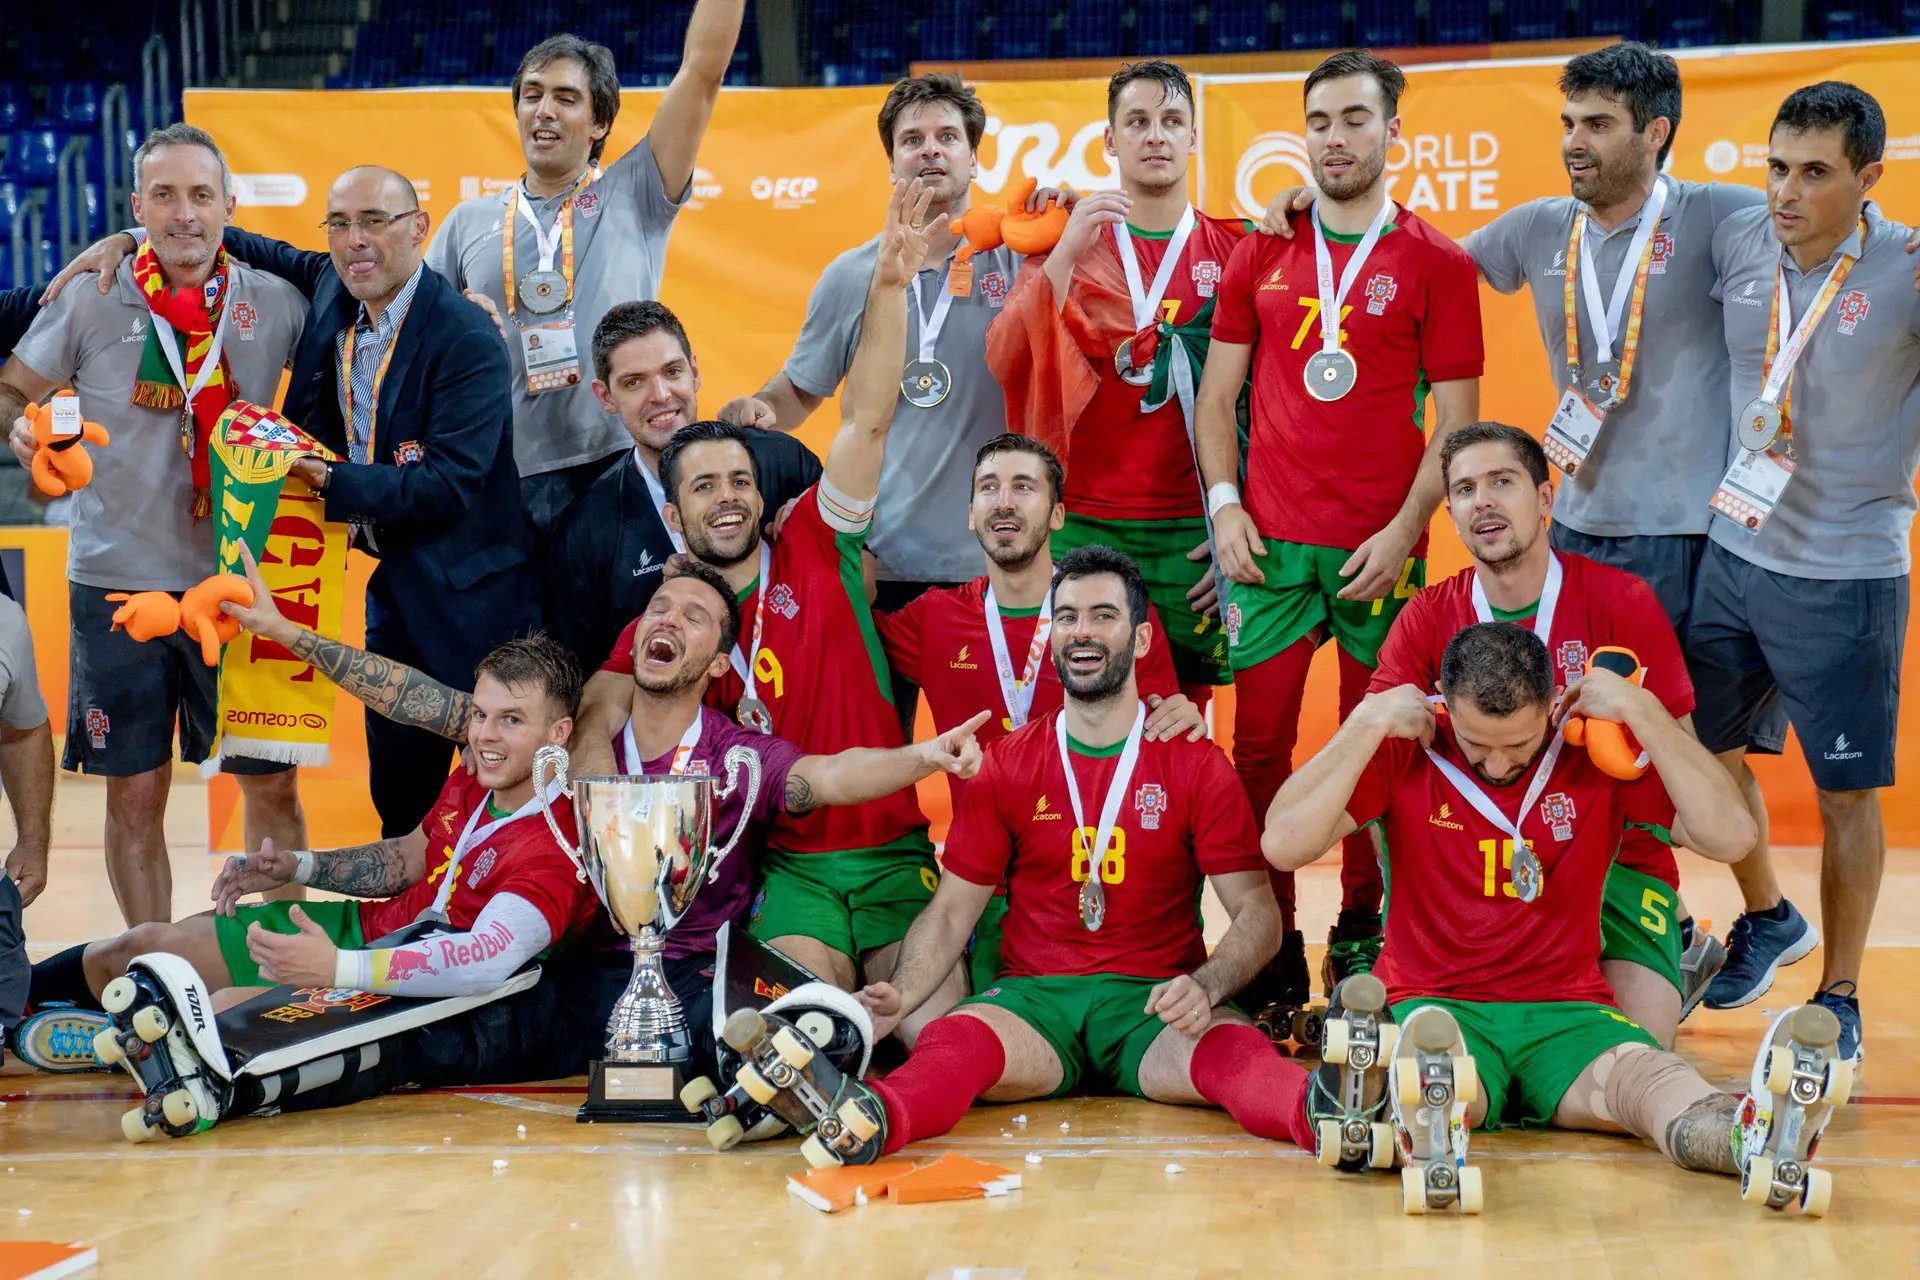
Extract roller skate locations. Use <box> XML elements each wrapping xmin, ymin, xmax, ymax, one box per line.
<box><xmin>1247</xmin><ymin>930</ymin><xmax>1324</xmax><ymax>1053</ymax></box>
<box><xmin>1737</xmin><ymin>1004</ymin><xmax>1849</xmax><ymax>1217</ymax></box>
<box><xmin>1677</xmin><ymin>917</ymin><xmax>1727</xmax><ymax>1023</ymax></box>
<box><xmin>1320</xmin><ymin>908</ymin><xmax>1384</xmax><ymax>996</ymax></box>
<box><xmin>716</xmin><ymin>1000</ymin><xmax>888</xmax><ymax>1168</ymax></box>
<box><xmin>680</xmin><ymin>981</ymin><xmax>874</xmax><ymax>1150</ymax></box>
<box><xmin>1388</xmin><ymin>1004</ymin><xmax>1481</xmax><ymax>1214</ymax></box>
<box><xmin>9</xmin><ymin>1004</ymin><xmax>113</xmax><ymax>1072</ymax></box>
<box><xmin>93</xmin><ymin>954</ymin><xmax>233</xmax><ymax>1142</ymax></box>
<box><xmin>1305</xmin><ymin>974</ymin><xmax>1397</xmax><ymax>1172</ymax></box>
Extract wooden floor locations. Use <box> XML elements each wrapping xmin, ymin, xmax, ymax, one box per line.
<box><xmin>5</xmin><ymin>774</ymin><xmax>1920</xmax><ymax>1278</ymax></box>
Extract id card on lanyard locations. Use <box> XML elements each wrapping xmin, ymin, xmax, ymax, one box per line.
<box><xmin>502</xmin><ymin>174</ymin><xmax>591</xmax><ymax>395</ymax></box>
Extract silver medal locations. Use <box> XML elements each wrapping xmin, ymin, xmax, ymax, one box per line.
<box><xmin>1737</xmin><ymin>398</ymin><xmax>1783</xmax><ymax>453</ymax></box>
<box><xmin>736</xmin><ymin>696</ymin><xmax>773</xmax><ymax>735</ymax></box>
<box><xmin>901</xmin><ymin>358</ymin><xmax>951</xmax><ymax>408</ymax></box>
<box><xmin>1078</xmin><ymin>878</ymin><xmax>1106</xmax><ymax>932</ymax></box>
<box><xmin>1304</xmin><ymin>349</ymin><xmax>1358</xmax><ymax>402</ymax></box>
<box><xmin>1509</xmin><ymin>841</ymin><xmax>1543</xmax><ymax>904</ymax></box>
<box><xmin>1112</xmin><ymin>334</ymin><xmax>1154</xmax><ymax>387</ymax></box>
<box><xmin>1584</xmin><ymin>359</ymin><xmax>1623</xmax><ymax>409</ymax></box>
<box><xmin>519</xmin><ymin>269</ymin><xmax>567</xmax><ymax>314</ymax></box>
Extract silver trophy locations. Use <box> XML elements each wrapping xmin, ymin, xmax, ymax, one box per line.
<box><xmin>533</xmin><ymin>742</ymin><xmax>762</xmax><ymax>1122</ymax></box>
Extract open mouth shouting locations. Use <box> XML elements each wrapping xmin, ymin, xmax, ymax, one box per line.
<box><xmin>640</xmin><ymin>627</ymin><xmax>682</xmax><ymax>671</ymax></box>
<box><xmin>1060</xmin><ymin>639</ymin><xmax>1110</xmax><ymax>677</ymax></box>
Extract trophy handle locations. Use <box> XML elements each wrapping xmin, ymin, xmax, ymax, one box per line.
<box><xmin>531</xmin><ymin>744</ymin><xmax>587</xmax><ymax>882</ymax></box>
<box><xmin>706</xmin><ymin>744</ymin><xmax>762</xmax><ymax>883</ymax></box>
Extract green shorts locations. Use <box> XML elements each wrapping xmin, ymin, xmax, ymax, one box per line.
<box><xmin>213</xmin><ymin>899</ymin><xmax>365</xmax><ymax>989</ymax></box>
<box><xmin>1056</xmin><ymin>512</ymin><xmax>1230</xmax><ymax>687</ymax></box>
<box><xmin>968</xmin><ymin>892</ymin><xmax>1009</xmax><ymax>994</ymax></box>
<box><xmin>958</xmin><ymin>973</ymin><xmax>1169</xmax><ymax>1098</ymax></box>
<box><xmin>1599</xmin><ymin>863</ymin><xmax>1684</xmax><ymax>994</ymax></box>
<box><xmin>1224</xmin><ymin>541</ymin><xmax>1424</xmax><ymax>670</ymax></box>
<box><xmin>1390</xmin><ymin>997</ymin><xmax>1661</xmax><ymax>1130</ymax></box>
<box><xmin>746</xmin><ymin>831</ymin><xmax>938</xmax><ymax>959</ymax></box>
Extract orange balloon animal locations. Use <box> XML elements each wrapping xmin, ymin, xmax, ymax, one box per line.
<box><xmin>949</xmin><ymin>176</ymin><xmax>1070</xmax><ymax>263</ymax></box>
<box><xmin>103</xmin><ymin>574</ymin><xmax>255</xmax><ymax>665</ymax></box>
<box><xmin>23</xmin><ymin>392</ymin><xmax>110</xmax><ymax>497</ymax></box>
<box><xmin>104</xmin><ymin>591</ymin><xmax>183</xmax><ymax>642</ymax></box>
<box><xmin>1564</xmin><ymin>646</ymin><xmax>1649</xmax><ymax>780</ymax></box>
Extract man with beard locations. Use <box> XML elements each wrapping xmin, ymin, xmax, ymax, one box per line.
<box><xmin>742</xmin><ymin>546</ymin><xmax>1332</xmax><ymax>1166</ymax></box>
<box><xmin>545</xmin><ymin>300</ymin><xmax>821</xmax><ymax>667</ymax></box>
<box><xmin>988</xmin><ymin>60</ymin><xmax>1250</xmax><ymax>705</ymax></box>
<box><xmin>1371</xmin><ymin>423</ymin><xmax>1699</xmax><ymax>1048</ymax></box>
<box><xmin>1194</xmin><ymin>50</ymin><xmax>1482</xmax><ymax>1011</ymax></box>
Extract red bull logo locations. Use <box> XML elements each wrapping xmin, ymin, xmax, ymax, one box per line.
<box><xmin>380</xmin><ymin>946</ymin><xmax>440</xmax><ymax>984</ymax></box>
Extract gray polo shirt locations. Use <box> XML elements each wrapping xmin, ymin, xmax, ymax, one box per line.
<box><xmin>784</xmin><ymin>237</ymin><xmax>1020</xmax><ymax>584</ymax></box>
<box><xmin>0</xmin><ymin>595</ymin><xmax>47</xmax><ymax>731</ymax></box>
<box><xmin>1709</xmin><ymin>202</ymin><xmax>1920</xmax><ymax>579</ymax></box>
<box><xmin>1467</xmin><ymin>179</ymin><xmax>1765</xmax><ymax>538</ymax></box>
<box><xmin>426</xmin><ymin>138</ymin><xmax>689</xmax><ymax>478</ymax></box>
<box><xmin>12</xmin><ymin>259</ymin><xmax>306</xmax><ymax>591</ymax></box>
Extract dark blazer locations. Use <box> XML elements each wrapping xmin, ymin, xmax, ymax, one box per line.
<box><xmin>223</xmin><ymin>228</ymin><xmax>538</xmax><ymax>679</ymax></box>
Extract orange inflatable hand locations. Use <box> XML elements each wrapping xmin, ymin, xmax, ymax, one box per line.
<box><xmin>180</xmin><ymin>574</ymin><xmax>254</xmax><ymax>666</ymax></box>
<box><xmin>949</xmin><ymin>202</ymin><xmax>1007</xmax><ymax>263</ymax></box>
<box><xmin>105</xmin><ymin>591</ymin><xmax>183</xmax><ymax>643</ymax></box>
<box><xmin>1000</xmin><ymin>176</ymin><xmax>1070</xmax><ymax>256</ymax></box>
<box><xmin>1567</xmin><ymin>646</ymin><xmax>1649</xmax><ymax>780</ymax></box>
<box><xmin>24</xmin><ymin>393</ymin><xmax>110</xmax><ymax>497</ymax></box>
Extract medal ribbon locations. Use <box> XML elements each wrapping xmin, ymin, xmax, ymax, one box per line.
<box><xmin>621</xmin><ymin>705</ymin><xmax>704</xmax><ymax>777</ymax></box>
<box><xmin>1563</xmin><ymin>177</ymin><xmax>1667</xmax><ymax>400</ymax></box>
<box><xmin>1054</xmin><ymin>702</ymin><xmax>1146</xmax><ymax>907</ymax></box>
<box><xmin>728</xmin><ymin>543</ymin><xmax>773</xmax><ymax>703</ymax></box>
<box><xmin>1112</xmin><ymin>206</ymin><xmax>1197</xmax><ymax>331</ymax></box>
<box><xmin>502</xmin><ymin>169</ymin><xmax>595</xmax><ymax>321</ymax></box>
<box><xmin>1422</xmin><ymin>727</ymin><xmax>1565</xmax><ymax>896</ymax></box>
<box><xmin>908</xmin><ymin>261</ymin><xmax>958</xmax><ymax>363</ymax></box>
<box><xmin>984</xmin><ymin>581</ymin><xmax>1053</xmax><ymax>730</ymax></box>
<box><xmin>1758</xmin><ymin>217</ymin><xmax>1867</xmax><ymax>440</ymax></box>
<box><xmin>635</xmin><ymin>451</ymin><xmax>688</xmax><ymax>553</ymax></box>
<box><xmin>426</xmin><ymin>777</ymin><xmax>565</xmax><ymax>919</ymax></box>
<box><xmin>341</xmin><ymin>319</ymin><xmax>404</xmax><ymax>463</ymax></box>
<box><xmin>1309</xmin><ymin>197</ymin><xmax>1393</xmax><ymax>355</ymax></box>
<box><xmin>1471</xmin><ymin>551</ymin><xmax>1564</xmax><ymax>643</ymax></box>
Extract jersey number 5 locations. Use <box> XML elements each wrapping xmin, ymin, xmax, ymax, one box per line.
<box><xmin>1070</xmin><ymin>827</ymin><xmax>1127</xmax><ymax>885</ymax></box>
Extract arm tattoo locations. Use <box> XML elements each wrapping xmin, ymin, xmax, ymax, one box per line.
<box><xmin>308</xmin><ymin>840</ymin><xmax>416</xmax><ymax>899</ymax></box>
<box><xmin>286</xmin><ymin>630</ymin><xmax>474</xmax><ymax>742</ymax></box>
<box><xmin>1663</xmin><ymin>1091</ymin><xmax>1741</xmax><ymax>1174</ymax></box>
<box><xmin>784</xmin><ymin>772</ymin><xmax>818</xmax><ymax>815</ymax></box>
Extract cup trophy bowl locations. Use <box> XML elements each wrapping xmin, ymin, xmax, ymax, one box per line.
<box><xmin>533</xmin><ymin>743</ymin><xmax>761</xmax><ymax>1122</ymax></box>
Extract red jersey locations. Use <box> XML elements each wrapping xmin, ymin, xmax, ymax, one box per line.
<box><xmin>876</xmin><ymin>575</ymin><xmax>1182</xmax><ymax>808</ymax></box>
<box><xmin>1345</xmin><ymin>731</ymin><xmax>1677</xmax><ymax>1005</ymax></box>
<box><xmin>1068</xmin><ymin>214</ymin><xmax>1247</xmax><ymax>522</ymax></box>
<box><xmin>603</xmin><ymin>486</ymin><xmax>926</xmax><ymax>855</ymax></box>
<box><xmin>1371</xmin><ymin>551</ymin><xmax>1692</xmax><ymax>886</ymax></box>
<box><xmin>942</xmin><ymin>706</ymin><xmax>1266</xmax><ymax>979</ymax></box>
<box><xmin>359</xmin><ymin>772</ymin><xmax>599</xmax><ymax>951</ymax></box>
<box><xmin>1211</xmin><ymin>208</ymin><xmax>1482</xmax><ymax>553</ymax></box>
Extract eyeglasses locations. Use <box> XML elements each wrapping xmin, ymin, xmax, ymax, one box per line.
<box><xmin>319</xmin><ymin>211</ymin><xmax>421</xmax><ymax>236</ymax></box>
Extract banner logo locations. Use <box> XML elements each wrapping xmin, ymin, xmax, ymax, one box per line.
<box><xmin>1233</xmin><ymin>131</ymin><xmax>1317</xmax><ymax>220</ymax></box>
<box><xmin>975</xmin><ymin>115</ymin><xmax>1117</xmax><ymax>195</ymax></box>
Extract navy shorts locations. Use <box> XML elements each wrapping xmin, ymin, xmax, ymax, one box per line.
<box><xmin>63</xmin><ymin>582</ymin><xmax>290</xmax><ymax>778</ymax></box>
<box><xmin>1550</xmin><ymin>524</ymin><xmax>1788</xmax><ymax>754</ymax></box>
<box><xmin>1684</xmin><ymin>542</ymin><xmax>1906</xmax><ymax>791</ymax></box>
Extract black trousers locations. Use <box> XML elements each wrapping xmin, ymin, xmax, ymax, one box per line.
<box><xmin>363</xmin><ymin>575</ymin><xmax>462</xmax><ymax>838</ymax></box>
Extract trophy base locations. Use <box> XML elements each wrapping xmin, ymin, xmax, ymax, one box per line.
<box><xmin>575</xmin><ymin>1058</ymin><xmax>694</xmax><ymax>1124</ymax></box>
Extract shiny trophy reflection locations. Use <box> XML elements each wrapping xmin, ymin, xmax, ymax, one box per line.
<box><xmin>533</xmin><ymin>743</ymin><xmax>761</xmax><ymax>1121</ymax></box>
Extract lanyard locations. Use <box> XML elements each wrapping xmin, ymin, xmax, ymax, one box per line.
<box><xmin>1423</xmin><ymin>728</ymin><xmax>1564</xmax><ymax>904</ymax></box>
<box><xmin>1471</xmin><ymin>551</ymin><xmax>1564</xmax><ymax>642</ymax></box>
<box><xmin>340</xmin><ymin>317</ymin><xmax>402</xmax><ymax>459</ymax></box>
<box><xmin>149</xmin><ymin>301</ymin><xmax>230</xmax><ymax>425</ymax></box>
<box><xmin>502</xmin><ymin>169</ymin><xmax>594</xmax><ymax>320</ymax></box>
<box><xmin>1054</xmin><ymin>701</ymin><xmax>1146</xmax><ymax>897</ymax></box>
<box><xmin>728</xmin><ymin>543</ymin><xmax>772</xmax><ymax>701</ymax></box>
<box><xmin>908</xmin><ymin>263</ymin><xmax>957</xmax><ymax>363</ymax></box>
<box><xmin>1564</xmin><ymin>178</ymin><xmax>1668</xmax><ymax>395</ymax></box>
<box><xmin>1112</xmin><ymin>207</ymin><xmax>1197</xmax><ymax>331</ymax></box>
<box><xmin>1758</xmin><ymin>219</ymin><xmax>1866</xmax><ymax>434</ymax></box>
<box><xmin>1310</xmin><ymin>198</ymin><xmax>1393</xmax><ymax>354</ymax></box>
<box><xmin>622</xmin><ymin>705</ymin><xmax>704</xmax><ymax>776</ymax></box>
<box><xmin>427</xmin><ymin>779</ymin><xmax>562</xmax><ymax>918</ymax></box>
<box><xmin>983</xmin><ymin>582</ymin><xmax>1053</xmax><ymax>730</ymax></box>
<box><xmin>635</xmin><ymin>451</ymin><xmax>687</xmax><ymax>553</ymax></box>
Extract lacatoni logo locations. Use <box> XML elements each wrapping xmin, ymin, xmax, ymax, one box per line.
<box><xmin>751</xmin><ymin>176</ymin><xmax>819</xmax><ymax>208</ymax></box>
<box><xmin>233</xmin><ymin>173</ymin><xmax>308</xmax><ymax>207</ymax></box>
<box><xmin>1825</xmin><ymin>734</ymin><xmax>1863</xmax><ymax>762</ymax></box>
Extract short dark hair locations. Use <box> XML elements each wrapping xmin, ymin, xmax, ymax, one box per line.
<box><xmin>1052</xmin><ymin>544</ymin><xmax>1150</xmax><ymax>630</ymax></box>
<box><xmin>1773</xmin><ymin>81</ymin><xmax>1886</xmax><ymax>173</ymax></box>
<box><xmin>662</xmin><ymin>559</ymin><xmax>741</xmax><ymax>659</ymax></box>
<box><xmin>877</xmin><ymin>73</ymin><xmax>987</xmax><ymax>156</ymax></box>
<box><xmin>1559</xmin><ymin>41</ymin><xmax>1683</xmax><ymax>166</ymax></box>
<box><xmin>1440</xmin><ymin>623</ymin><xmax>1553</xmax><ymax>718</ymax></box>
<box><xmin>659</xmin><ymin>421</ymin><xmax>759</xmax><ymax>504</ymax></box>
<box><xmin>475</xmin><ymin>634</ymin><xmax>582</xmax><ymax>720</ymax></box>
<box><xmin>1304</xmin><ymin>50</ymin><xmax>1407</xmax><ymax>117</ymax></box>
<box><xmin>974</xmin><ymin>432</ymin><xmax>1066</xmax><ymax>506</ymax></box>
<box><xmin>512</xmin><ymin>35</ymin><xmax>621</xmax><ymax>166</ymax></box>
<box><xmin>1107</xmin><ymin>60</ymin><xmax>1194</xmax><ymax>123</ymax></box>
<box><xmin>1440</xmin><ymin>422</ymin><xmax>1550</xmax><ymax>490</ymax></box>
<box><xmin>592</xmin><ymin>301</ymin><xmax>693</xmax><ymax>384</ymax></box>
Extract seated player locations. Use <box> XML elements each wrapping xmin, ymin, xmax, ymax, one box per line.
<box><xmin>722</xmin><ymin>547</ymin><xmax>1338</xmax><ymax>1166</ymax></box>
<box><xmin>1266</xmin><ymin>623</ymin><xmax>1849</xmax><ymax>1216</ymax></box>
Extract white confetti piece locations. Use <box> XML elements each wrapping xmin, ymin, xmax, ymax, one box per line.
<box><xmin>18</xmin><ymin>1208</ymin><xmax>31</xmax><ymax>1216</ymax></box>
<box><xmin>1058</xmin><ymin>1121</ymin><xmax>1070</xmax><ymax>1131</ymax></box>
<box><xmin>493</xmin><ymin>1159</ymin><xmax>508</xmax><ymax>1170</ymax></box>
<box><xmin>1012</xmin><ymin>1114</ymin><xmax>1027</xmax><ymax>1124</ymax></box>
<box><xmin>516</xmin><ymin>1125</ymin><xmax>527</xmax><ymax>1137</ymax></box>
<box><xmin>1164</xmin><ymin>1163</ymin><xmax>1185</xmax><ymax>1175</ymax></box>
<box><xmin>1025</xmin><ymin>1152</ymin><xmax>1043</xmax><ymax>1165</ymax></box>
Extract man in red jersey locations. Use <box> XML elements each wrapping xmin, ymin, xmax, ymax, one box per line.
<box><xmin>742</xmin><ymin>547</ymin><xmax>1337</xmax><ymax>1166</ymax></box>
<box><xmin>1195</xmin><ymin>50</ymin><xmax>1483</xmax><ymax>1012</ymax></box>
<box><xmin>571</xmin><ymin>179</ymin><xmax>972</xmax><ymax>1043</ymax></box>
<box><xmin>988</xmin><ymin>60</ymin><xmax>1251</xmax><ymax>700</ymax></box>
<box><xmin>1265</xmin><ymin>625</ymin><xmax>1846</xmax><ymax>1216</ymax></box>
<box><xmin>875</xmin><ymin>431</ymin><xmax>1205</xmax><ymax>988</ymax></box>
<box><xmin>1373</xmin><ymin>422</ymin><xmax>1699</xmax><ymax>1046</ymax></box>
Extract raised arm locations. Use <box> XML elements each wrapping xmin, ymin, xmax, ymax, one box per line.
<box><xmin>784</xmin><ymin>711</ymin><xmax>989</xmax><ymax>813</ymax></box>
<box><xmin>642</xmin><ymin>0</ymin><xmax>745</xmax><ymax>200</ymax></box>
<box><xmin>1263</xmin><ymin>685</ymin><xmax>1430</xmax><ymax>870</ymax></box>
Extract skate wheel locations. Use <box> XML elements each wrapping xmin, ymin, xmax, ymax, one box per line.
<box><xmin>162</xmin><ymin>1090</ymin><xmax>198</xmax><ymax>1128</ymax></box>
<box><xmin>679</xmin><ymin>1076</ymin><xmax>719</xmax><ymax>1113</ymax></box>
<box><xmin>1396</xmin><ymin>1062</ymin><xmax>1421</xmax><ymax>1108</ymax></box>
<box><xmin>1316</xmin><ymin>1119</ymin><xmax>1343</xmax><ymax>1167</ymax></box>
<box><xmin>771</xmin><ymin>1026</ymin><xmax>815</xmax><ymax>1070</ymax></box>
<box><xmin>722</xmin><ymin>1007</ymin><xmax>767</xmax><ymax>1053</ymax></box>
<box><xmin>1322</xmin><ymin>1018</ymin><xmax>1351</xmax><ymax>1065</ymax></box>
<box><xmin>1823</xmin><ymin>1057</ymin><xmax>1853</xmax><ymax>1107</ymax></box>
<box><xmin>101</xmin><ymin>975</ymin><xmax>139</xmax><ymax>1015</ymax></box>
<box><xmin>132</xmin><ymin>1004</ymin><xmax>170</xmax><ymax>1043</ymax></box>
<box><xmin>1400</xmin><ymin>1166</ymin><xmax>1427</xmax><ymax>1215</ymax></box>
<box><xmin>735</xmin><ymin>1062</ymin><xmax>776</xmax><ymax>1105</ymax></box>
<box><xmin>800</xmin><ymin>1134</ymin><xmax>838</xmax><ymax>1169</ymax></box>
<box><xmin>121</xmin><ymin>1108</ymin><xmax>159</xmax><ymax>1143</ymax></box>
<box><xmin>1764</xmin><ymin>1045</ymin><xmax>1795</xmax><ymax>1097</ymax></box>
<box><xmin>94</xmin><ymin>1028</ymin><xmax>125</xmax><ymax>1066</ymax></box>
<box><xmin>1294</xmin><ymin>1008</ymin><xmax>1324</xmax><ymax>1048</ymax></box>
<box><xmin>1369</xmin><ymin>1123</ymin><xmax>1396</xmax><ymax>1169</ymax></box>
<box><xmin>1458</xmin><ymin>1165</ymin><xmax>1484</xmax><ymax>1214</ymax></box>
<box><xmin>707</xmin><ymin>1115</ymin><xmax>744</xmax><ymax>1151</ymax></box>
<box><xmin>1376</xmin><ymin>1022</ymin><xmax>1397</xmax><ymax>1060</ymax></box>
<box><xmin>796</xmin><ymin>1011</ymin><xmax>835</xmax><ymax>1048</ymax></box>
<box><xmin>1800</xmin><ymin>1167</ymin><xmax>1832</xmax><ymax>1217</ymax></box>
<box><xmin>838</xmin><ymin>1097</ymin><xmax>878</xmax><ymax>1141</ymax></box>
<box><xmin>1453</xmin><ymin>1054</ymin><xmax>1479</xmax><ymax>1107</ymax></box>
<box><xmin>1741</xmin><ymin>1155</ymin><xmax>1775</xmax><ymax>1205</ymax></box>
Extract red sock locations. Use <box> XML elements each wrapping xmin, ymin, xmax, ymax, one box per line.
<box><xmin>868</xmin><ymin>1014</ymin><xmax>1006</xmax><ymax>1155</ymax></box>
<box><xmin>1189</xmin><ymin>1022</ymin><xmax>1316</xmax><ymax>1149</ymax></box>
<box><xmin>1230</xmin><ymin>638</ymin><xmax>1316</xmax><ymax>933</ymax></box>
<box><xmin>1335</xmin><ymin>647</ymin><xmax>1385</xmax><ymax>915</ymax></box>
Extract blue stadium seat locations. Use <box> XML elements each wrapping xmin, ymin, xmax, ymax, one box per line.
<box><xmin>1656</xmin><ymin>0</ymin><xmax>1724</xmax><ymax>45</ymax></box>
<box><xmin>1280</xmin><ymin>0</ymin><xmax>1343</xmax><ymax>49</ymax></box>
<box><xmin>52</xmin><ymin>83</ymin><xmax>101</xmax><ymax>128</ymax></box>
<box><xmin>1816</xmin><ymin>7</ymin><xmax>1893</xmax><ymax>37</ymax></box>
<box><xmin>0</xmin><ymin>181</ymin><xmax>19</xmax><ymax>225</ymax></box>
<box><xmin>1576</xmin><ymin>0</ymin><xmax>1644</xmax><ymax>38</ymax></box>
<box><xmin>0</xmin><ymin>244</ymin><xmax>11</xmax><ymax>292</ymax></box>
<box><xmin>1</xmin><ymin>131</ymin><xmax>61</xmax><ymax>185</ymax></box>
<box><xmin>918</xmin><ymin>0</ymin><xmax>980</xmax><ymax>61</ymax></box>
<box><xmin>1135</xmin><ymin>6</ymin><xmax>1196</xmax><ymax>55</ymax></box>
<box><xmin>1429</xmin><ymin>0</ymin><xmax>1493</xmax><ymax>43</ymax></box>
<box><xmin>1504</xmin><ymin>0</ymin><xmax>1569</xmax><ymax>39</ymax></box>
<box><xmin>1356</xmin><ymin>0</ymin><xmax>1418</xmax><ymax>45</ymax></box>
<box><xmin>991</xmin><ymin>0</ymin><xmax>1054</xmax><ymax>60</ymax></box>
<box><xmin>1207</xmin><ymin>0</ymin><xmax>1270</xmax><ymax>52</ymax></box>
<box><xmin>1061</xmin><ymin>0</ymin><xmax>1123</xmax><ymax>57</ymax></box>
<box><xmin>0</xmin><ymin>86</ymin><xmax>21</xmax><ymax>133</ymax></box>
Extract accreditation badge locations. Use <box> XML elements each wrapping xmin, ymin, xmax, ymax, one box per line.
<box><xmin>519</xmin><ymin>319</ymin><xmax>582</xmax><ymax>393</ymax></box>
<box><xmin>1709</xmin><ymin>446</ymin><xmax>1797</xmax><ymax>532</ymax></box>
<box><xmin>1543</xmin><ymin>386</ymin><xmax>1607</xmax><ymax>477</ymax></box>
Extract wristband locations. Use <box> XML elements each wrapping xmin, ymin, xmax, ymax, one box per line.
<box><xmin>333</xmin><ymin>949</ymin><xmax>360</xmax><ymax>991</ymax></box>
<box><xmin>292</xmin><ymin>849</ymin><xmax>316</xmax><ymax>886</ymax></box>
<box><xmin>1206</xmin><ymin>482</ymin><xmax>1242</xmax><ymax>518</ymax></box>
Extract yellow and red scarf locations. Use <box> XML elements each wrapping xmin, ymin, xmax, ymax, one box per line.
<box><xmin>130</xmin><ymin>240</ymin><xmax>237</xmax><ymax>517</ymax></box>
